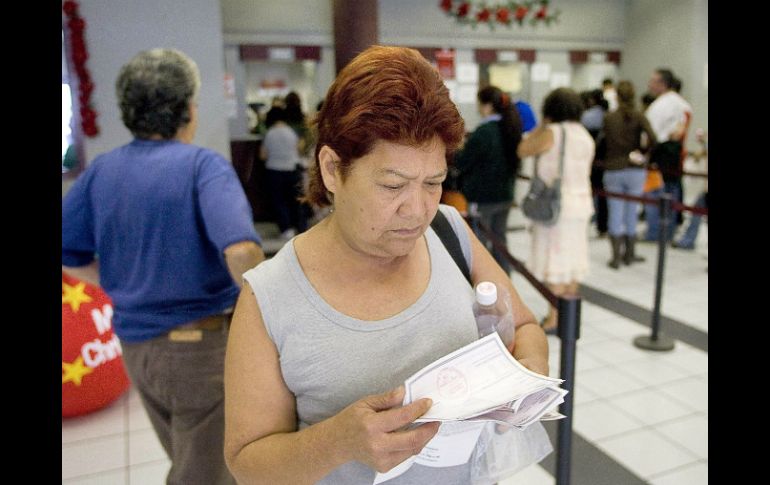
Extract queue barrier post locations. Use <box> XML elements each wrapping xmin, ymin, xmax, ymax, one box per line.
<box><xmin>555</xmin><ymin>295</ymin><xmax>581</xmax><ymax>485</ymax></box>
<box><xmin>471</xmin><ymin>218</ymin><xmax>580</xmax><ymax>485</ymax></box>
<box><xmin>634</xmin><ymin>192</ymin><xmax>676</xmax><ymax>351</ymax></box>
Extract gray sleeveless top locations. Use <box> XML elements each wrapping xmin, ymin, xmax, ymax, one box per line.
<box><xmin>243</xmin><ymin>204</ymin><xmax>551</xmax><ymax>484</ymax></box>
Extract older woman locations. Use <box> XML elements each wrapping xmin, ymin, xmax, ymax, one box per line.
<box><xmin>62</xmin><ymin>49</ymin><xmax>264</xmax><ymax>484</ymax></box>
<box><xmin>224</xmin><ymin>46</ymin><xmax>551</xmax><ymax>484</ymax></box>
<box><xmin>518</xmin><ymin>88</ymin><xmax>595</xmax><ymax>333</ymax></box>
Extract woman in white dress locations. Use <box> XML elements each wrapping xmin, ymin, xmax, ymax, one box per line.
<box><xmin>517</xmin><ymin>88</ymin><xmax>595</xmax><ymax>333</ymax></box>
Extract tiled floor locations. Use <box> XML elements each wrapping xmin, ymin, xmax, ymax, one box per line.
<box><xmin>62</xmin><ymin>185</ymin><xmax>707</xmax><ymax>484</ymax></box>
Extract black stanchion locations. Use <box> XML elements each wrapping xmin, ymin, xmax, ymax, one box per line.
<box><xmin>470</xmin><ymin>218</ymin><xmax>581</xmax><ymax>485</ymax></box>
<box><xmin>556</xmin><ymin>296</ymin><xmax>580</xmax><ymax>485</ymax></box>
<box><xmin>634</xmin><ymin>193</ymin><xmax>675</xmax><ymax>351</ymax></box>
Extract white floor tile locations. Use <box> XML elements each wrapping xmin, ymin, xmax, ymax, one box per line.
<box><xmin>577</xmin><ymin>366</ymin><xmax>647</xmax><ymax>399</ymax></box>
<box><xmin>656</xmin><ymin>376</ymin><xmax>708</xmax><ymax>412</ymax></box>
<box><xmin>128</xmin><ymin>397</ymin><xmax>154</xmax><ymax>432</ymax></box>
<box><xmin>62</xmin><ymin>394</ymin><xmax>127</xmax><ymax>444</ymax></box>
<box><xmin>613</xmin><ymin>357</ymin><xmax>691</xmax><ymax>387</ymax></box>
<box><xmin>573</xmin><ymin>383</ymin><xmax>601</xmax><ymax>405</ymax></box>
<box><xmin>655</xmin><ymin>414</ymin><xmax>708</xmax><ymax>459</ymax></box>
<box><xmin>606</xmin><ymin>388</ymin><xmax>695</xmax><ymax>426</ymax></box>
<box><xmin>654</xmin><ymin>347</ymin><xmax>708</xmax><ymax>377</ymax></box>
<box><xmin>588</xmin><ymin>317</ymin><xmax>650</xmax><ymax>341</ymax></box>
<box><xmin>573</xmin><ymin>326</ymin><xmax>615</xmax><ymax>346</ymax></box>
<box><xmin>62</xmin><ymin>434</ymin><xmax>126</xmax><ymax>480</ymax></box>
<box><xmin>595</xmin><ymin>428</ymin><xmax>699</xmax><ymax>479</ymax></box>
<box><xmin>129</xmin><ymin>428</ymin><xmax>168</xmax><ymax>465</ymax></box>
<box><xmin>648</xmin><ymin>461</ymin><xmax>708</xmax><ymax>485</ymax></box>
<box><xmin>580</xmin><ymin>339</ymin><xmax>658</xmax><ymax>366</ymax></box>
<box><xmin>575</xmin><ymin>350</ymin><xmax>606</xmax><ymax>374</ymax></box>
<box><xmin>499</xmin><ymin>463</ymin><xmax>554</xmax><ymax>485</ymax></box>
<box><xmin>573</xmin><ymin>400</ymin><xmax>645</xmax><ymax>441</ymax></box>
<box><xmin>129</xmin><ymin>459</ymin><xmax>171</xmax><ymax>485</ymax></box>
<box><xmin>62</xmin><ymin>468</ymin><xmax>126</xmax><ymax>485</ymax></box>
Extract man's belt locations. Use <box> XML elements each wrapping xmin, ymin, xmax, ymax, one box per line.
<box><xmin>168</xmin><ymin>312</ymin><xmax>233</xmax><ymax>341</ymax></box>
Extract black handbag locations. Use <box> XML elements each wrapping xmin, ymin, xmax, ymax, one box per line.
<box><xmin>522</xmin><ymin>124</ymin><xmax>566</xmax><ymax>226</ymax></box>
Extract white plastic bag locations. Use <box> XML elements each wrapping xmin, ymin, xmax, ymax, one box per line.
<box><xmin>469</xmin><ymin>420</ymin><xmax>553</xmax><ymax>484</ymax></box>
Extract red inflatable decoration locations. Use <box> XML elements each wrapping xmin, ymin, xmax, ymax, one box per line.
<box><xmin>62</xmin><ymin>272</ymin><xmax>129</xmax><ymax>417</ymax></box>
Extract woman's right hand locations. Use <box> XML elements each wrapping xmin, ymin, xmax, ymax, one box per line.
<box><xmin>328</xmin><ymin>386</ymin><xmax>440</xmax><ymax>473</ymax></box>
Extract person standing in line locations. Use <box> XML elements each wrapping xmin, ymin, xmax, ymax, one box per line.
<box><xmin>62</xmin><ymin>48</ymin><xmax>264</xmax><ymax>485</ymax></box>
<box><xmin>223</xmin><ymin>45</ymin><xmax>551</xmax><ymax>484</ymax></box>
<box><xmin>514</xmin><ymin>97</ymin><xmax>538</xmax><ymax>134</ymax></box>
<box><xmin>673</xmin><ymin>128</ymin><xmax>708</xmax><ymax>250</ymax></box>
<box><xmin>581</xmin><ymin>89</ymin><xmax>609</xmax><ymax>238</ymax></box>
<box><xmin>261</xmin><ymin>105</ymin><xmax>308</xmax><ymax>239</ymax></box>
<box><xmin>599</xmin><ymin>80</ymin><xmax>658</xmax><ymax>268</ymax></box>
<box><xmin>518</xmin><ymin>88</ymin><xmax>595</xmax><ymax>333</ymax></box>
<box><xmin>602</xmin><ymin>77</ymin><xmax>619</xmax><ymax>112</ymax></box>
<box><xmin>454</xmin><ymin>85</ymin><xmax>524</xmax><ymax>274</ymax></box>
<box><xmin>642</xmin><ymin>68</ymin><xmax>692</xmax><ymax>242</ymax></box>
<box><xmin>669</xmin><ymin>76</ymin><xmax>692</xmax><ymax>227</ymax></box>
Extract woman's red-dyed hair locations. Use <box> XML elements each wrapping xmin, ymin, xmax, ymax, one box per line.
<box><xmin>304</xmin><ymin>45</ymin><xmax>465</xmax><ymax>207</ymax></box>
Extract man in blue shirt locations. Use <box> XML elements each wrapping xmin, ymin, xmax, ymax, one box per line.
<box><xmin>62</xmin><ymin>49</ymin><xmax>264</xmax><ymax>485</ymax></box>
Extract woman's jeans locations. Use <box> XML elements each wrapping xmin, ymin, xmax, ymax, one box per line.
<box><xmin>603</xmin><ymin>168</ymin><xmax>647</xmax><ymax>237</ymax></box>
<box><xmin>676</xmin><ymin>191</ymin><xmax>708</xmax><ymax>248</ymax></box>
<box><xmin>644</xmin><ymin>180</ymin><xmax>681</xmax><ymax>241</ymax></box>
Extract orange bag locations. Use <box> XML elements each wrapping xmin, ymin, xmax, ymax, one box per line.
<box><xmin>441</xmin><ymin>190</ymin><xmax>468</xmax><ymax>215</ymax></box>
<box><xmin>644</xmin><ymin>169</ymin><xmax>663</xmax><ymax>193</ymax></box>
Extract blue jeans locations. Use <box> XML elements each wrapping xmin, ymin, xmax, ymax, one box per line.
<box><xmin>603</xmin><ymin>168</ymin><xmax>647</xmax><ymax>237</ymax></box>
<box><xmin>644</xmin><ymin>180</ymin><xmax>681</xmax><ymax>241</ymax></box>
<box><xmin>676</xmin><ymin>192</ymin><xmax>707</xmax><ymax>248</ymax></box>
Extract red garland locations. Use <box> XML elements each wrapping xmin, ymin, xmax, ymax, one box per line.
<box><xmin>439</xmin><ymin>1</ymin><xmax>560</xmax><ymax>29</ymax></box>
<box><xmin>63</xmin><ymin>0</ymin><xmax>99</xmax><ymax>137</ymax></box>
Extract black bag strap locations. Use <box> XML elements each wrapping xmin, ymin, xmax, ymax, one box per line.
<box><xmin>430</xmin><ymin>209</ymin><xmax>472</xmax><ymax>286</ymax></box>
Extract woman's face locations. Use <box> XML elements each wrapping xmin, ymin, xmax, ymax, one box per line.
<box><xmin>328</xmin><ymin>137</ymin><xmax>448</xmax><ymax>258</ymax></box>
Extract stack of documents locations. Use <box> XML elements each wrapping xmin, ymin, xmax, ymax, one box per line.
<box><xmin>372</xmin><ymin>332</ymin><xmax>567</xmax><ymax>484</ymax></box>
<box><xmin>404</xmin><ymin>332</ymin><xmax>567</xmax><ymax>429</ymax></box>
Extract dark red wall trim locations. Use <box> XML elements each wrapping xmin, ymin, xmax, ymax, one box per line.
<box><xmin>569</xmin><ymin>50</ymin><xmax>588</xmax><ymax>64</ymax></box>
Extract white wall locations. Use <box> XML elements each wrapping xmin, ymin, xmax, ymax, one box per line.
<box><xmin>220</xmin><ymin>0</ymin><xmax>333</xmax><ymax>45</ymax></box>
<box><xmin>75</xmin><ymin>0</ymin><xmax>230</xmax><ymax>163</ymax></box>
<box><xmin>621</xmin><ymin>0</ymin><xmax>708</xmax><ymax>148</ymax></box>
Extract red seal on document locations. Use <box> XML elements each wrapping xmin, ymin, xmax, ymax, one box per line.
<box><xmin>436</xmin><ymin>367</ymin><xmax>469</xmax><ymax>399</ymax></box>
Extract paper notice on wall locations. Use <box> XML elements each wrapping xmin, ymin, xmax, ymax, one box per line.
<box><xmin>549</xmin><ymin>72</ymin><xmax>571</xmax><ymax>89</ymax></box>
<box><xmin>531</xmin><ymin>62</ymin><xmax>551</xmax><ymax>82</ymax></box>
<box><xmin>456</xmin><ymin>63</ymin><xmax>479</xmax><ymax>84</ymax></box>
<box><xmin>490</xmin><ymin>63</ymin><xmax>522</xmax><ymax>93</ymax></box>
<box><xmin>457</xmin><ymin>84</ymin><xmax>478</xmax><ymax>104</ymax></box>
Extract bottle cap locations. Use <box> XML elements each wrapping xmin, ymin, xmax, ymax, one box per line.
<box><xmin>475</xmin><ymin>281</ymin><xmax>497</xmax><ymax>306</ymax></box>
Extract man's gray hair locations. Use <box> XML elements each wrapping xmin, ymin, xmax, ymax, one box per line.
<box><xmin>116</xmin><ymin>48</ymin><xmax>201</xmax><ymax>139</ymax></box>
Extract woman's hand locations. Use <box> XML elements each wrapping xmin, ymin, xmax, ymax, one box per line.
<box><xmin>329</xmin><ymin>386</ymin><xmax>440</xmax><ymax>473</ymax></box>
<box><xmin>517</xmin><ymin>356</ymin><xmax>550</xmax><ymax>377</ymax></box>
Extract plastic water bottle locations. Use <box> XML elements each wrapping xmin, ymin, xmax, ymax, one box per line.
<box><xmin>472</xmin><ymin>281</ymin><xmax>515</xmax><ymax>350</ymax></box>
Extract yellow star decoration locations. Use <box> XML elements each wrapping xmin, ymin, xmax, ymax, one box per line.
<box><xmin>62</xmin><ymin>281</ymin><xmax>93</xmax><ymax>312</ymax></box>
<box><xmin>62</xmin><ymin>356</ymin><xmax>94</xmax><ymax>386</ymax></box>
